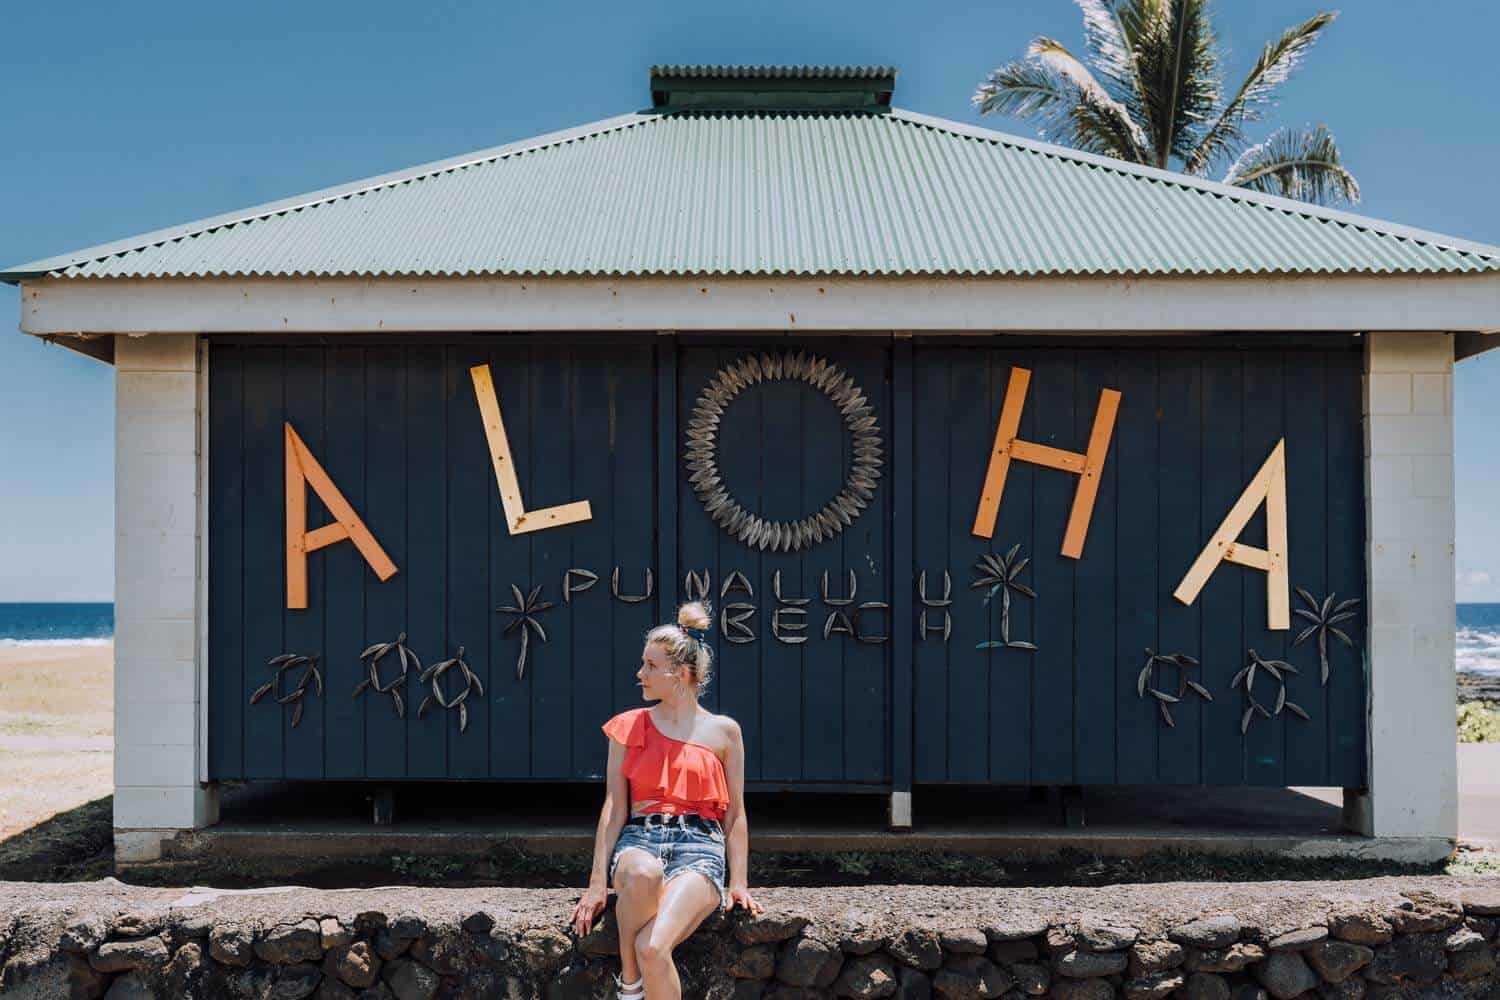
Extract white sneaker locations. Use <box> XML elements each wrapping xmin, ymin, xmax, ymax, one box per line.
<box><xmin>614</xmin><ymin>973</ymin><xmax>645</xmax><ymax>1000</ymax></box>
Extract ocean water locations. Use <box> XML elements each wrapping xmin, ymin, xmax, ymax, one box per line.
<box><xmin>1</xmin><ymin>603</ymin><xmax>1499</xmax><ymax>671</ymax></box>
<box><xmin>0</xmin><ymin>603</ymin><xmax>113</xmax><ymax>646</ymax></box>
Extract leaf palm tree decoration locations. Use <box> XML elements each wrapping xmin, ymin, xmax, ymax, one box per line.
<box><xmin>353</xmin><ymin>631</ymin><xmax>420</xmax><ymax>719</ymax></box>
<box><xmin>418</xmin><ymin>645</ymin><xmax>484</xmax><ymax>734</ymax></box>
<box><xmin>1137</xmin><ymin>649</ymin><xmax>1211</xmax><ymax>727</ymax></box>
<box><xmin>497</xmin><ymin>584</ymin><xmax>553</xmax><ymax>679</ymax></box>
<box><xmin>972</xmin><ymin>544</ymin><xmax>1038</xmax><ymax>651</ymax></box>
<box><xmin>1291</xmin><ymin>588</ymin><xmax>1359</xmax><ymax>685</ymax></box>
<box><xmin>250</xmin><ymin>653</ymin><xmax>323</xmax><ymax>729</ymax></box>
<box><xmin>973</xmin><ymin>1</ymin><xmax>1359</xmax><ymax>206</ymax></box>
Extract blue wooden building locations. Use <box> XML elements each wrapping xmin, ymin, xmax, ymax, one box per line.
<box><xmin>6</xmin><ymin>66</ymin><xmax>1497</xmax><ymax>861</ymax></box>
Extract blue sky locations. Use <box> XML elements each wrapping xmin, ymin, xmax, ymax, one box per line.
<box><xmin>2</xmin><ymin>0</ymin><xmax>1498</xmax><ymax>602</ymax></box>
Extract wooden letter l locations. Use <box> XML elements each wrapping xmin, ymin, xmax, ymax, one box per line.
<box><xmin>285</xmin><ymin>422</ymin><xmax>398</xmax><ymax>610</ymax></box>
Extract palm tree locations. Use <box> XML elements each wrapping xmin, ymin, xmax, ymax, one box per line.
<box><xmin>973</xmin><ymin>0</ymin><xmax>1359</xmax><ymax>206</ymax></box>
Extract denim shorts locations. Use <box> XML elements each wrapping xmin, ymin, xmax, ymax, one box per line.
<box><xmin>609</xmin><ymin>813</ymin><xmax>728</xmax><ymax>911</ymax></box>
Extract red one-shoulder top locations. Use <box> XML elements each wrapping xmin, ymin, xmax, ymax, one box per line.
<box><xmin>602</xmin><ymin>707</ymin><xmax>730</xmax><ymax>821</ymax></box>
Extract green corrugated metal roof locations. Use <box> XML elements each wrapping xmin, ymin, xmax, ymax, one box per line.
<box><xmin>6</xmin><ymin>98</ymin><xmax>1500</xmax><ymax>281</ymax></box>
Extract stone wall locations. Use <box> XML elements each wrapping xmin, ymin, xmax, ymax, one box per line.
<box><xmin>2</xmin><ymin>878</ymin><xmax>1498</xmax><ymax>1000</ymax></box>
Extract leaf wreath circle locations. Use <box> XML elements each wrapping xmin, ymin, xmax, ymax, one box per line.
<box><xmin>686</xmin><ymin>351</ymin><xmax>883</xmax><ymax>553</ymax></box>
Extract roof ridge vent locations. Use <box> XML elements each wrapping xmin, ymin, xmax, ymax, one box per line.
<box><xmin>649</xmin><ymin>65</ymin><xmax>896</xmax><ymax>113</ymax></box>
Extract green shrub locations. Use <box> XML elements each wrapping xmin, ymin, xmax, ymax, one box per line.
<box><xmin>1458</xmin><ymin>701</ymin><xmax>1500</xmax><ymax>743</ymax></box>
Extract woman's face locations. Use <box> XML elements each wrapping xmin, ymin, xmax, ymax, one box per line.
<box><xmin>636</xmin><ymin>642</ymin><xmax>678</xmax><ymax>699</ymax></box>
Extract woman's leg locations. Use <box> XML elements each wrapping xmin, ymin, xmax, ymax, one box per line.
<box><xmin>612</xmin><ymin>848</ymin><xmax>664</xmax><ymax>984</ymax></box>
<box><xmin>633</xmin><ymin>870</ymin><xmax>721</xmax><ymax>1000</ymax></box>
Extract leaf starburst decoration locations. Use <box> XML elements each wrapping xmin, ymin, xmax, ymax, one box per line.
<box><xmin>972</xmin><ymin>544</ymin><xmax>1038</xmax><ymax>651</ymax></box>
<box><xmin>1231</xmin><ymin>647</ymin><xmax>1309</xmax><ymax>734</ymax></box>
<box><xmin>250</xmin><ymin>652</ymin><xmax>323</xmax><ymax>729</ymax></box>
<box><xmin>353</xmin><ymin>631</ymin><xmax>421</xmax><ymax>719</ymax></box>
<box><xmin>497</xmin><ymin>584</ymin><xmax>553</xmax><ymax>679</ymax></box>
<box><xmin>1291</xmin><ymin>588</ymin><xmax>1359</xmax><ymax>685</ymax></box>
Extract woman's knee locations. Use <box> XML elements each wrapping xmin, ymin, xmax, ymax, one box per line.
<box><xmin>635</xmin><ymin>927</ymin><xmax>671</xmax><ymax>968</ymax></box>
<box><xmin>614</xmin><ymin>852</ymin><xmax>663</xmax><ymax>896</ymax></box>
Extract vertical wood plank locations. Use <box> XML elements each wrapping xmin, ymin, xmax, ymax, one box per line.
<box><xmin>283</xmin><ymin>347</ymin><xmax>326</xmax><ymax>778</ymax></box>
<box><xmin>207</xmin><ymin>344</ymin><xmax>245</xmax><ymax>779</ymax></box>
<box><xmin>890</xmin><ymin>338</ymin><xmax>915</xmax><ymax>795</ymax></box>
<box><xmin>490</xmin><ymin>343</ymin><xmax>532</xmax><ymax>777</ymax></box>
<box><xmin>363</xmin><ymin>347</ymin><xmax>408</xmax><ymax>779</ymax></box>
<box><xmin>530</xmin><ymin>346</ymin><xmax>574</xmax><ymax>777</ymax></box>
<box><xmin>1242</xmin><ymin>354</ymin><xmax>1287</xmax><ymax>786</ymax></box>
<box><xmin>572</xmin><ymin>346</ymin><xmax>618</xmax><ymax>776</ymax></box>
<box><xmin>612</xmin><ymin>348</ymin><xmax>658</xmax><ymax>742</ymax></box>
<box><xmin>677</xmin><ymin>347</ymin><xmax>725</xmax><ymax>720</ymax></box>
<box><xmin>912</xmin><ymin>345</ymin><xmax>951</xmax><ymax>783</ymax></box>
<box><xmin>843</xmin><ymin>346</ymin><xmax>890</xmax><ymax>784</ymax></box>
<box><xmin>321</xmin><ymin>347</ymin><xmax>366</xmax><ymax>779</ymax></box>
<box><xmin>1325</xmin><ymin>346</ymin><xmax>1367</xmax><ymax>786</ymax></box>
<box><xmin>947</xmin><ymin>348</ymin><xmax>991</xmax><ymax>783</ymax></box>
<box><xmin>656</xmin><ymin>338</ymin><xmax>679</xmax><ymax>639</ymax></box>
<box><xmin>1028</xmin><ymin>351</ymin><xmax>1076</xmax><ymax>784</ymax></box>
<box><xmin>241</xmin><ymin>347</ymin><xmax>286</xmax><ymax>779</ymax></box>
<box><xmin>1073</xmin><ymin>352</ymin><xmax>1118</xmax><ymax>784</ymax></box>
<box><xmin>989</xmin><ymin>350</ymin><xmax>1034</xmax><ymax>782</ymax></box>
<box><xmin>408</xmin><ymin>345</ymin><xmax>452</xmax><ymax>777</ymax></box>
<box><xmin>801</xmin><ymin>352</ymin><xmax>843</xmax><ymax>781</ymax></box>
<box><xmin>1113</xmin><ymin>354</ymin><xmax>1158</xmax><ymax>784</ymax></box>
<box><xmin>1200</xmin><ymin>353</ymin><xmax>1246</xmax><ymax>784</ymax></box>
<box><xmin>1156</xmin><ymin>352</ymin><xmax>1203</xmax><ymax>783</ymax></box>
<box><xmin>1284</xmin><ymin>350</ymin><xmax>1330</xmax><ymax>784</ymax></box>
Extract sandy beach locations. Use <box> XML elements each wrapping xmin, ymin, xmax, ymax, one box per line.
<box><xmin>0</xmin><ymin>641</ymin><xmax>113</xmax><ymax>840</ymax></box>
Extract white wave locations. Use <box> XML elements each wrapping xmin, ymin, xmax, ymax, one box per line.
<box><xmin>0</xmin><ymin>637</ymin><xmax>113</xmax><ymax>648</ymax></box>
<box><xmin>1457</xmin><ymin>625</ymin><xmax>1500</xmax><ymax>676</ymax></box>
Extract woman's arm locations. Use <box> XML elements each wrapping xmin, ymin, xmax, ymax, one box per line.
<box><xmin>721</xmin><ymin>720</ymin><xmax>761</xmax><ymax>912</ymax></box>
<box><xmin>572</xmin><ymin>738</ymin><xmax>629</xmax><ymax>935</ymax></box>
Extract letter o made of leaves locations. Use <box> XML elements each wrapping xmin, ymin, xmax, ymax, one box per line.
<box><xmin>686</xmin><ymin>351</ymin><xmax>883</xmax><ymax>552</ymax></box>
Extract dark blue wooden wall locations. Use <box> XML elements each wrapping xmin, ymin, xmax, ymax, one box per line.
<box><xmin>209</xmin><ymin>336</ymin><xmax>1365</xmax><ymax>788</ymax></box>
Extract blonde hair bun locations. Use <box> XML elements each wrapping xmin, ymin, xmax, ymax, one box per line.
<box><xmin>677</xmin><ymin>601</ymin><xmax>713</xmax><ymax>633</ymax></box>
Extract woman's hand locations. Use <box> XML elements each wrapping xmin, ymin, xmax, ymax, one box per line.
<box><xmin>727</xmin><ymin>883</ymin><xmax>764</xmax><ymax>915</ymax></box>
<box><xmin>571</xmin><ymin>885</ymin><xmax>609</xmax><ymax>937</ymax></box>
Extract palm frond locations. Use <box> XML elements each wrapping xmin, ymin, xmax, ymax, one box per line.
<box><xmin>1187</xmin><ymin>11</ymin><xmax>1336</xmax><ymax>174</ymax></box>
<box><xmin>1128</xmin><ymin>0</ymin><xmax>1220</xmax><ymax>165</ymax></box>
<box><xmin>1223</xmin><ymin>124</ymin><xmax>1361</xmax><ymax>206</ymax></box>
<box><xmin>1028</xmin><ymin>37</ymin><xmax>1150</xmax><ymax>160</ymax></box>
<box><xmin>973</xmin><ymin>59</ymin><xmax>1149</xmax><ymax>162</ymax></box>
<box><xmin>1073</xmin><ymin>0</ymin><xmax>1142</xmax><ymax>105</ymax></box>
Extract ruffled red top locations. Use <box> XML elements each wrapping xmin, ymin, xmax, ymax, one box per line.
<box><xmin>602</xmin><ymin>707</ymin><xmax>730</xmax><ymax>821</ymax></box>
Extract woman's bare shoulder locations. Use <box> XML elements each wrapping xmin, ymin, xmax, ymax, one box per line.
<box><xmin>702</xmin><ymin>710</ymin><xmax>742</xmax><ymax>746</ymax></box>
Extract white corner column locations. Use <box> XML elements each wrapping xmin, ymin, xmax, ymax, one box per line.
<box><xmin>113</xmin><ymin>333</ymin><xmax>218</xmax><ymax>862</ymax></box>
<box><xmin>1346</xmin><ymin>332</ymin><xmax>1457</xmax><ymax>852</ymax></box>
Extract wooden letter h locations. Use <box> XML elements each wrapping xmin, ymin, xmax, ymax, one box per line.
<box><xmin>971</xmin><ymin>366</ymin><xmax>1121</xmax><ymax>559</ymax></box>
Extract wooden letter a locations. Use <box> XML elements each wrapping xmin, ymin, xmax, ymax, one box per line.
<box><xmin>285</xmin><ymin>422</ymin><xmax>398</xmax><ymax>610</ymax></box>
<box><xmin>1172</xmin><ymin>439</ymin><xmax>1290</xmax><ymax>630</ymax></box>
<box><xmin>971</xmin><ymin>366</ymin><xmax>1121</xmax><ymax>559</ymax></box>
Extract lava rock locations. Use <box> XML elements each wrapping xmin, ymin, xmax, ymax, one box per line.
<box><xmin>1449</xmin><ymin>945</ymin><xmax>1497</xmax><ymax>980</ymax></box>
<box><xmin>894</xmin><ymin>965</ymin><xmax>931</xmax><ymax>1000</ymax></box>
<box><xmin>321</xmin><ymin>919</ymin><xmax>354</xmax><ymax>951</ymax></box>
<box><xmin>1365</xmin><ymin>933</ymin><xmax>1448</xmax><ymax>986</ymax></box>
<box><xmin>931</xmin><ymin>955</ymin><xmax>1010</xmax><ymax>1000</ymax></box>
<box><xmin>1122</xmin><ymin>970</ymin><xmax>1184</xmax><ymax>999</ymax></box>
<box><xmin>60</xmin><ymin>915</ymin><xmax>108</xmax><ymax>954</ymax></box>
<box><xmin>1184</xmin><ymin>943</ymin><xmax>1265</xmax><ymax>975</ymax></box>
<box><xmin>1077</xmin><ymin>925</ymin><xmax>1138</xmax><ymax>952</ymax></box>
<box><xmin>211</xmin><ymin>923</ymin><xmax>256</xmax><ymax>967</ymax></box>
<box><xmin>269</xmin><ymin>962</ymin><xmax>323</xmax><ymax>1000</ymax></box>
<box><xmin>1463</xmin><ymin>888</ymin><xmax>1500</xmax><ymax>917</ymax></box>
<box><xmin>516</xmin><ymin>927</ymin><xmax>572</xmax><ymax>977</ymax></box>
<box><xmin>1306</xmin><ymin>940</ymin><xmax>1374</xmax><ymax>983</ymax></box>
<box><xmin>1389</xmin><ymin>892</ymin><xmax>1463</xmax><ymax>934</ymax></box>
<box><xmin>983</xmin><ymin>920</ymin><xmax>1048</xmax><ymax>944</ymax></box>
<box><xmin>382</xmin><ymin>957</ymin><xmax>439</xmax><ymax>1000</ymax></box>
<box><xmin>257</xmin><ymin>919</ymin><xmax>325</xmax><ymax>965</ymax></box>
<box><xmin>1445</xmin><ymin>927</ymin><xmax>1487</xmax><ymax>953</ymax></box>
<box><xmin>1049</xmin><ymin>979</ymin><xmax>1114</xmax><ymax>1000</ymax></box>
<box><xmin>834</xmin><ymin>954</ymin><xmax>899</xmax><ymax>999</ymax></box>
<box><xmin>776</xmin><ymin>935</ymin><xmax>844</xmax><ymax>987</ymax></box>
<box><xmin>576</xmin><ymin>915</ymin><xmax>619</xmax><ymax>958</ymax></box>
<box><xmin>103</xmin><ymin>972</ymin><xmax>156</xmax><ymax>1000</ymax></box>
<box><xmin>889</xmin><ymin>929</ymin><xmax>943</xmax><ymax>970</ymax></box>
<box><xmin>90</xmin><ymin>936</ymin><xmax>170</xmax><ymax>974</ymax></box>
<box><xmin>1252</xmin><ymin>951</ymin><xmax>1320</xmax><ymax>1000</ymax></box>
<box><xmin>1328</xmin><ymin>911</ymin><xmax>1393</xmax><ymax>947</ymax></box>
<box><xmin>1268</xmin><ymin>927</ymin><xmax>1328</xmax><ymax>952</ymax></box>
<box><xmin>1128</xmin><ymin>940</ymin><xmax>1185</xmax><ymax>978</ymax></box>
<box><xmin>939</xmin><ymin>929</ymin><xmax>990</xmax><ymax>955</ymax></box>
<box><xmin>988</xmin><ymin>939</ymin><xmax>1038</xmax><ymax>965</ymax></box>
<box><xmin>1171</xmin><ymin>917</ymin><xmax>1241</xmax><ymax>950</ymax></box>
<box><xmin>734</xmin><ymin>915</ymin><xmax>810</xmax><ymax>946</ymax></box>
<box><xmin>1053</xmin><ymin>948</ymin><xmax>1127</xmax><ymax>979</ymax></box>
<box><xmin>460</xmin><ymin>912</ymin><xmax>495</xmax><ymax>936</ymax></box>
<box><xmin>1185</xmin><ymin>972</ymin><xmax>1230</xmax><ymax>1000</ymax></box>
<box><xmin>111</xmin><ymin>911</ymin><xmax>166</xmax><ymax>939</ymax></box>
<box><xmin>1316</xmin><ymin>981</ymin><xmax>1365</xmax><ymax>1000</ymax></box>
<box><xmin>731</xmin><ymin>944</ymin><xmax>778</xmax><ymax>979</ymax></box>
<box><xmin>325</xmin><ymin>941</ymin><xmax>381</xmax><ymax>989</ymax></box>
<box><xmin>314</xmin><ymin>980</ymin><xmax>358</xmax><ymax>1000</ymax></box>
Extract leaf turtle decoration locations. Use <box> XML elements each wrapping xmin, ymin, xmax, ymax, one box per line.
<box><xmin>972</xmin><ymin>544</ymin><xmax>1037</xmax><ymax>652</ymax></box>
<box><xmin>686</xmin><ymin>350</ymin><xmax>883</xmax><ymax>552</ymax></box>
<box><xmin>497</xmin><ymin>583</ymin><xmax>553</xmax><ymax>679</ymax></box>
<box><xmin>1136</xmin><ymin>649</ymin><xmax>1212</xmax><ymax>727</ymax></box>
<box><xmin>353</xmin><ymin>631</ymin><xmax>420</xmax><ymax>719</ymax></box>
<box><xmin>1291</xmin><ymin>588</ymin><xmax>1360</xmax><ymax>685</ymax></box>
<box><xmin>1231</xmin><ymin>648</ymin><xmax>1310</xmax><ymax>734</ymax></box>
<box><xmin>418</xmin><ymin>645</ymin><xmax>484</xmax><ymax>734</ymax></box>
<box><xmin>250</xmin><ymin>652</ymin><xmax>323</xmax><ymax>729</ymax></box>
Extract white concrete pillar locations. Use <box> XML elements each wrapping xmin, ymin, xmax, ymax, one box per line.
<box><xmin>1346</xmin><ymin>332</ymin><xmax>1456</xmax><ymax>851</ymax></box>
<box><xmin>113</xmin><ymin>334</ymin><xmax>218</xmax><ymax>862</ymax></box>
